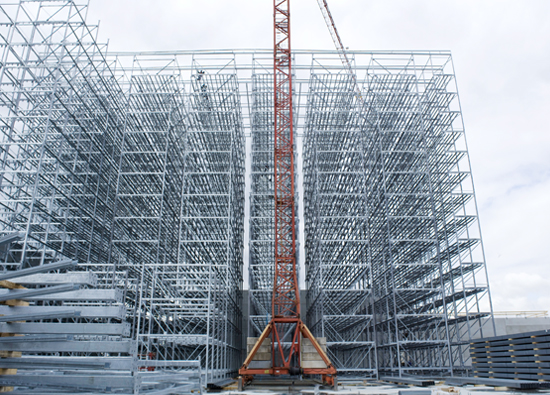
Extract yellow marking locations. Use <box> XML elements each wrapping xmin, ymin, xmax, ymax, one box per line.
<box><xmin>0</xmin><ymin>280</ymin><xmax>25</xmax><ymax>289</ymax></box>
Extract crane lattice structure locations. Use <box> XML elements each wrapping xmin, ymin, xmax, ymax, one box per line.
<box><xmin>239</xmin><ymin>0</ymin><xmax>336</xmax><ymax>387</ymax></box>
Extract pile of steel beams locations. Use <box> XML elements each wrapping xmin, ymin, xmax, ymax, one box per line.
<box><xmin>0</xmin><ymin>233</ymin><xmax>203</xmax><ymax>393</ymax></box>
<box><xmin>470</xmin><ymin>330</ymin><xmax>550</xmax><ymax>382</ymax></box>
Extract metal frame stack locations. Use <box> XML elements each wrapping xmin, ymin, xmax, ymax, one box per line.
<box><xmin>470</xmin><ymin>329</ymin><xmax>550</xmax><ymax>382</ymax></box>
<box><xmin>0</xmin><ymin>234</ymin><xmax>204</xmax><ymax>393</ymax></box>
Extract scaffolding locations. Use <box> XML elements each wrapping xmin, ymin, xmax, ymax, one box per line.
<box><xmin>302</xmin><ymin>53</ymin><xmax>495</xmax><ymax>377</ymax></box>
<box><xmin>0</xmin><ymin>0</ymin><xmax>494</xmax><ymax>385</ymax></box>
<box><xmin>0</xmin><ymin>0</ymin><xmax>245</xmax><ymax>388</ymax></box>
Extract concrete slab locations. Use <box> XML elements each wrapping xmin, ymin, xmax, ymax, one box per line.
<box><xmin>302</xmin><ymin>345</ymin><xmax>327</xmax><ymax>353</ymax></box>
<box><xmin>301</xmin><ymin>360</ymin><xmax>328</xmax><ymax>368</ymax></box>
<box><xmin>252</xmin><ymin>352</ymin><xmax>272</xmax><ymax>361</ymax></box>
<box><xmin>248</xmin><ymin>337</ymin><xmax>271</xmax><ymax>345</ymax></box>
<box><xmin>248</xmin><ymin>345</ymin><xmax>271</xmax><ymax>353</ymax></box>
<box><xmin>302</xmin><ymin>352</ymin><xmax>325</xmax><ymax>361</ymax></box>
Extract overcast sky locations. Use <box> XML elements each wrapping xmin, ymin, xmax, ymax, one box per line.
<box><xmin>87</xmin><ymin>0</ymin><xmax>550</xmax><ymax>313</ymax></box>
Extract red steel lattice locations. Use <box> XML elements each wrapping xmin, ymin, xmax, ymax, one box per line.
<box><xmin>273</xmin><ymin>0</ymin><xmax>299</xmax><ymax>321</ymax></box>
<box><xmin>239</xmin><ymin>0</ymin><xmax>336</xmax><ymax>386</ymax></box>
<box><xmin>271</xmin><ymin>0</ymin><xmax>301</xmax><ymax>370</ymax></box>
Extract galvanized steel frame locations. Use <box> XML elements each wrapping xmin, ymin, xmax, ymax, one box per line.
<box><xmin>302</xmin><ymin>52</ymin><xmax>495</xmax><ymax>377</ymax></box>
<box><xmin>0</xmin><ymin>0</ymin><xmax>245</xmax><ymax>385</ymax></box>
<box><xmin>0</xmin><ymin>0</ymin><xmax>494</xmax><ymax>380</ymax></box>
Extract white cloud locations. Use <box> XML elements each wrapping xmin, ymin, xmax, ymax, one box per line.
<box><xmin>491</xmin><ymin>272</ymin><xmax>550</xmax><ymax>311</ymax></box>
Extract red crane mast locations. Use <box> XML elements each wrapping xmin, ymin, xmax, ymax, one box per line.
<box><xmin>239</xmin><ymin>0</ymin><xmax>336</xmax><ymax>388</ymax></box>
<box><xmin>273</xmin><ymin>0</ymin><xmax>299</xmax><ymax>328</ymax></box>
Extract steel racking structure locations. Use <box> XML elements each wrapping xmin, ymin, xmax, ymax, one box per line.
<box><xmin>303</xmin><ymin>52</ymin><xmax>495</xmax><ymax>377</ymax></box>
<box><xmin>0</xmin><ymin>0</ymin><xmax>245</xmax><ymax>387</ymax></box>
<box><xmin>248</xmin><ymin>55</ymin><xmax>276</xmax><ymax>337</ymax></box>
<box><xmin>108</xmin><ymin>56</ymin><xmax>246</xmax><ymax>380</ymax></box>
<box><xmin>303</xmin><ymin>69</ymin><xmax>376</xmax><ymax>375</ymax></box>
<box><xmin>0</xmin><ymin>0</ymin><xmax>494</xmax><ymax>382</ymax></box>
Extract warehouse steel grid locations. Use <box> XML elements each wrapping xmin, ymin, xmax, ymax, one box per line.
<box><xmin>302</xmin><ymin>52</ymin><xmax>495</xmax><ymax>376</ymax></box>
<box><xmin>0</xmin><ymin>0</ymin><xmax>494</xmax><ymax>385</ymax></box>
<box><xmin>0</xmin><ymin>0</ymin><xmax>246</xmax><ymax>386</ymax></box>
<box><xmin>248</xmin><ymin>55</ymin><xmax>275</xmax><ymax>338</ymax></box>
<box><xmin>303</xmin><ymin>68</ymin><xmax>376</xmax><ymax>375</ymax></box>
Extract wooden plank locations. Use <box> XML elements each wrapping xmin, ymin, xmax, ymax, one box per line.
<box><xmin>0</xmin><ymin>281</ymin><xmax>24</xmax><ymax>290</ymax></box>
<box><xmin>0</xmin><ymin>280</ymin><xmax>26</xmax><ymax>392</ymax></box>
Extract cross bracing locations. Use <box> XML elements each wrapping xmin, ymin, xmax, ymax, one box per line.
<box><xmin>0</xmin><ymin>0</ymin><xmax>494</xmax><ymax>387</ymax></box>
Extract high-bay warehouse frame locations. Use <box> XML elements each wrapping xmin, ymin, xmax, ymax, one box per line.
<box><xmin>0</xmin><ymin>0</ymin><xmax>494</xmax><ymax>389</ymax></box>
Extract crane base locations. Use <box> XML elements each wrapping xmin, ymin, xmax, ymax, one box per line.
<box><xmin>239</xmin><ymin>319</ymin><xmax>337</xmax><ymax>389</ymax></box>
<box><xmin>237</xmin><ymin>375</ymin><xmax>337</xmax><ymax>390</ymax></box>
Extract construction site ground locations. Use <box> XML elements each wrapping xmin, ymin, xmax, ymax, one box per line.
<box><xmin>215</xmin><ymin>378</ymin><xmax>550</xmax><ymax>395</ymax></box>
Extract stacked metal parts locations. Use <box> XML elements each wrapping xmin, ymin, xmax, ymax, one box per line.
<box><xmin>444</xmin><ymin>330</ymin><xmax>550</xmax><ymax>389</ymax></box>
<box><xmin>0</xmin><ymin>233</ymin><xmax>203</xmax><ymax>393</ymax></box>
<box><xmin>470</xmin><ymin>330</ymin><xmax>550</xmax><ymax>384</ymax></box>
<box><xmin>0</xmin><ymin>0</ymin><xmax>244</xmax><ymax>392</ymax></box>
<box><xmin>303</xmin><ymin>54</ymin><xmax>495</xmax><ymax>377</ymax></box>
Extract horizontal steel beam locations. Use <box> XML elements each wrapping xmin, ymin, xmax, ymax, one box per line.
<box><xmin>0</xmin><ymin>356</ymin><xmax>134</xmax><ymax>370</ymax></box>
<box><xmin>0</xmin><ymin>232</ymin><xmax>23</xmax><ymax>247</ymax></box>
<box><xmin>0</xmin><ymin>322</ymin><xmax>131</xmax><ymax>336</ymax></box>
<box><xmin>0</xmin><ymin>374</ymin><xmax>138</xmax><ymax>390</ymax></box>
<box><xmin>14</xmin><ymin>272</ymin><xmax>98</xmax><ymax>286</ymax></box>
<box><xmin>0</xmin><ymin>305</ymin><xmax>126</xmax><ymax>319</ymax></box>
<box><xmin>0</xmin><ymin>335</ymin><xmax>70</xmax><ymax>343</ymax></box>
<box><xmin>18</xmin><ymin>289</ymin><xmax>122</xmax><ymax>302</ymax></box>
<box><xmin>0</xmin><ymin>309</ymin><xmax>79</xmax><ymax>322</ymax></box>
<box><xmin>0</xmin><ymin>260</ymin><xmax>76</xmax><ymax>281</ymax></box>
<box><xmin>0</xmin><ymin>284</ymin><xmax>79</xmax><ymax>302</ymax></box>
<box><xmin>0</xmin><ymin>340</ymin><xmax>134</xmax><ymax>353</ymax></box>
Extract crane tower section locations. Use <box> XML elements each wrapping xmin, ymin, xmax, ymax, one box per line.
<box><xmin>239</xmin><ymin>0</ymin><xmax>337</xmax><ymax>387</ymax></box>
<box><xmin>273</xmin><ymin>0</ymin><xmax>299</xmax><ymax>322</ymax></box>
